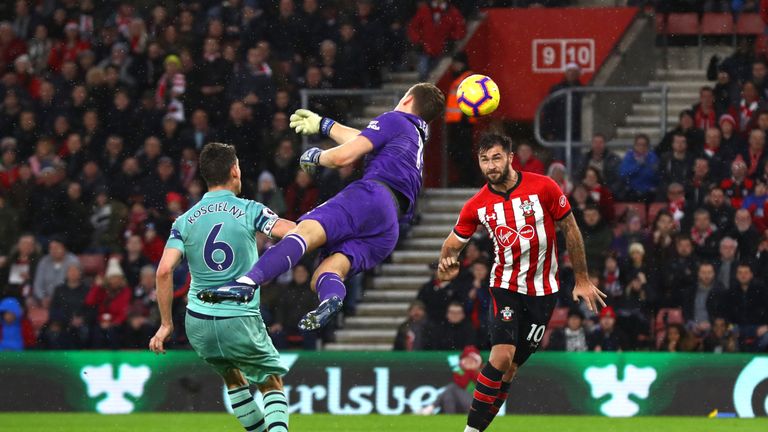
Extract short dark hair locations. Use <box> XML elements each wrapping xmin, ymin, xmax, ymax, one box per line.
<box><xmin>200</xmin><ymin>142</ymin><xmax>237</xmax><ymax>187</ymax></box>
<box><xmin>477</xmin><ymin>133</ymin><xmax>513</xmax><ymax>155</ymax></box>
<box><xmin>407</xmin><ymin>83</ymin><xmax>445</xmax><ymax>123</ymax></box>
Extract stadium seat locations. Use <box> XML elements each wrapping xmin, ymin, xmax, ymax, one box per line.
<box><xmin>736</xmin><ymin>13</ymin><xmax>765</xmax><ymax>35</ymax></box>
<box><xmin>26</xmin><ymin>305</ymin><xmax>49</xmax><ymax>334</ymax></box>
<box><xmin>665</xmin><ymin>13</ymin><xmax>700</xmax><ymax>36</ymax></box>
<box><xmin>79</xmin><ymin>254</ymin><xmax>106</xmax><ymax>276</ymax></box>
<box><xmin>700</xmin><ymin>13</ymin><xmax>734</xmax><ymax>34</ymax></box>
<box><xmin>613</xmin><ymin>202</ymin><xmax>646</xmax><ymax>226</ymax></box>
<box><xmin>548</xmin><ymin>307</ymin><xmax>569</xmax><ymax>329</ymax></box>
<box><xmin>647</xmin><ymin>202</ymin><xmax>667</xmax><ymax>225</ymax></box>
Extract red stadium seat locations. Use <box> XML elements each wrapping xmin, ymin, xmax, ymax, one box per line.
<box><xmin>79</xmin><ymin>254</ymin><xmax>106</xmax><ymax>276</ymax></box>
<box><xmin>647</xmin><ymin>202</ymin><xmax>667</xmax><ymax>226</ymax></box>
<box><xmin>613</xmin><ymin>202</ymin><xmax>646</xmax><ymax>226</ymax></box>
<box><xmin>736</xmin><ymin>13</ymin><xmax>765</xmax><ymax>35</ymax></box>
<box><xmin>700</xmin><ymin>13</ymin><xmax>734</xmax><ymax>35</ymax></box>
<box><xmin>666</xmin><ymin>13</ymin><xmax>700</xmax><ymax>36</ymax></box>
<box><xmin>548</xmin><ymin>307</ymin><xmax>569</xmax><ymax>329</ymax></box>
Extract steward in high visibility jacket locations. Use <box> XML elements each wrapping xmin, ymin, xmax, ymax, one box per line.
<box><xmin>446</xmin><ymin>53</ymin><xmax>477</xmax><ymax>125</ymax></box>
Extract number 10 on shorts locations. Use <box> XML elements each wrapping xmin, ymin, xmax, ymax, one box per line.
<box><xmin>527</xmin><ymin>324</ymin><xmax>546</xmax><ymax>343</ymax></box>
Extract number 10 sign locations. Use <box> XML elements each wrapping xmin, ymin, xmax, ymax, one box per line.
<box><xmin>532</xmin><ymin>39</ymin><xmax>595</xmax><ymax>73</ymax></box>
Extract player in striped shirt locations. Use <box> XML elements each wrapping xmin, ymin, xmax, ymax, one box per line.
<box><xmin>437</xmin><ymin>134</ymin><xmax>606</xmax><ymax>432</ymax></box>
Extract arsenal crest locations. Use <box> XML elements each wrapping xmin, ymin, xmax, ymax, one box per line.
<box><xmin>500</xmin><ymin>306</ymin><xmax>514</xmax><ymax>322</ymax></box>
<box><xmin>519</xmin><ymin>200</ymin><xmax>535</xmax><ymax>217</ymax></box>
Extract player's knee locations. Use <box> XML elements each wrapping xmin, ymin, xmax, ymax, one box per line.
<box><xmin>257</xmin><ymin>375</ymin><xmax>283</xmax><ymax>393</ymax></box>
<box><xmin>295</xmin><ymin>220</ymin><xmax>326</xmax><ymax>250</ymax></box>
<box><xmin>222</xmin><ymin>369</ymin><xmax>248</xmax><ymax>389</ymax></box>
<box><xmin>489</xmin><ymin>347</ymin><xmax>514</xmax><ymax>372</ymax></box>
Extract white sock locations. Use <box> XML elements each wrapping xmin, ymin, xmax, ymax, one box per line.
<box><xmin>464</xmin><ymin>427</ymin><xmax>480</xmax><ymax>432</ymax></box>
<box><xmin>236</xmin><ymin>275</ymin><xmax>256</xmax><ymax>286</ymax></box>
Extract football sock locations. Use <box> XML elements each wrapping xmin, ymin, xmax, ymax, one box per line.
<box><xmin>466</xmin><ymin>364</ymin><xmax>504</xmax><ymax>431</ymax></box>
<box><xmin>315</xmin><ymin>272</ymin><xmax>347</xmax><ymax>303</ymax></box>
<box><xmin>263</xmin><ymin>390</ymin><xmax>289</xmax><ymax>432</ymax></box>
<box><xmin>486</xmin><ymin>380</ymin><xmax>511</xmax><ymax>422</ymax></box>
<box><xmin>240</xmin><ymin>234</ymin><xmax>306</xmax><ymax>285</ymax></box>
<box><xmin>228</xmin><ymin>386</ymin><xmax>265</xmax><ymax>432</ymax></box>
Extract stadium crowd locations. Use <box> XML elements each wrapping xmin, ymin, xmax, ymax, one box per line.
<box><xmin>394</xmin><ymin>42</ymin><xmax>768</xmax><ymax>355</ymax></box>
<box><xmin>0</xmin><ymin>0</ymin><xmax>472</xmax><ymax>351</ymax></box>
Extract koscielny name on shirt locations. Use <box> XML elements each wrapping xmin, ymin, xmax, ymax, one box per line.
<box><xmin>186</xmin><ymin>201</ymin><xmax>245</xmax><ymax>224</ymax></box>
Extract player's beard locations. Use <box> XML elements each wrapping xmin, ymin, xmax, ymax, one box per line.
<box><xmin>484</xmin><ymin>163</ymin><xmax>510</xmax><ymax>185</ymax></box>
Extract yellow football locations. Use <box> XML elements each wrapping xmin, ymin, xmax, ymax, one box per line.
<box><xmin>456</xmin><ymin>74</ymin><xmax>500</xmax><ymax>117</ymax></box>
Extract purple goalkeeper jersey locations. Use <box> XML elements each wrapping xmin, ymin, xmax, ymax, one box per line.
<box><xmin>358</xmin><ymin>111</ymin><xmax>428</xmax><ymax>222</ymax></box>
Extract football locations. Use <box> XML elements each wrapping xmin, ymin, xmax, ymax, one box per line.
<box><xmin>456</xmin><ymin>74</ymin><xmax>501</xmax><ymax>117</ymax></box>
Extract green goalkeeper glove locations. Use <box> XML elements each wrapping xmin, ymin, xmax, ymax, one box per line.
<box><xmin>289</xmin><ymin>109</ymin><xmax>335</xmax><ymax>136</ymax></box>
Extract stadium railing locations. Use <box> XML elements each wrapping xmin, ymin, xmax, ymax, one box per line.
<box><xmin>533</xmin><ymin>84</ymin><xmax>670</xmax><ymax>169</ymax></box>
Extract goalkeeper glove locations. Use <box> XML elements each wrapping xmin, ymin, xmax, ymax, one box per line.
<box><xmin>300</xmin><ymin>147</ymin><xmax>323</xmax><ymax>175</ymax></box>
<box><xmin>289</xmin><ymin>109</ymin><xmax>336</xmax><ymax>136</ymax></box>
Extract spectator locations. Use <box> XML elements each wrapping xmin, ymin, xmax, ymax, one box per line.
<box><xmin>659</xmin><ymin>323</ymin><xmax>695</xmax><ymax>352</ymax></box>
<box><xmin>656</xmin><ymin>110</ymin><xmax>703</xmax><ymax>156</ymax></box>
<box><xmin>692</xmin><ymin>86</ymin><xmax>719</xmax><ymax>130</ymax></box>
<box><xmin>421</xmin><ymin>346</ymin><xmax>482</xmax><ymax>415</ymax></box>
<box><xmin>181</xmin><ymin>109</ymin><xmax>217</xmax><ymax>152</ymax></box>
<box><xmin>64</xmin><ymin>182</ymin><xmax>91</xmax><ymax>253</ymax></box>
<box><xmin>580</xmin><ymin>205</ymin><xmax>613</xmax><ymax>273</ymax></box>
<box><xmin>736</xmin><ymin>81</ymin><xmax>765</xmax><ymax>136</ymax></box>
<box><xmin>0</xmin><ymin>22</ymin><xmax>28</xmax><ymax>67</ymax></box>
<box><xmin>418</xmin><ymin>267</ymin><xmax>466</xmax><ymax>324</ymax></box>
<box><xmin>601</xmin><ymin>255</ymin><xmax>623</xmax><ymax>305</ymax></box>
<box><xmin>119</xmin><ymin>310</ymin><xmax>155</xmax><ymax>349</ymax></box>
<box><xmin>140</xmin><ymin>156</ymin><xmax>183</xmax><ymax>212</ymax></box>
<box><xmin>659</xmin><ymin>235</ymin><xmax>697</xmax><ymax>309</ymax></box>
<box><xmin>702</xmin><ymin>317</ymin><xmax>739</xmax><ymax>353</ymax></box>
<box><xmin>85</xmin><ymin>258</ymin><xmax>132</xmax><ymax>348</ymax></box>
<box><xmin>588</xmin><ymin>306</ymin><xmax>627</xmax><ymax>352</ymax></box>
<box><xmin>189</xmin><ymin>38</ymin><xmax>231</xmax><ymax>122</ymax></box>
<box><xmin>690</xmin><ymin>209</ymin><xmax>720</xmax><ymax>261</ymax></box>
<box><xmin>658</xmin><ymin>133</ymin><xmax>693</xmax><ymax>193</ymax></box>
<box><xmin>48</xmin><ymin>21</ymin><xmax>90</xmax><ymax>72</ymax></box>
<box><xmin>713</xmin><ymin>71</ymin><xmax>740</xmax><ymax>116</ymax></box>
<box><xmin>270</xmin><ymin>264</ymin><xmax>318</xmax><ymax>350</ymax></box>
<box><xmin>683</xmin><ymin>262</ymin><xmax>727</xmax><ymax>333</ymax></box>
<box><xmin>687</xmin><ymin>158</ymin><xmax>715</xmax><ymax>207</ymax></box>
<box><xmin>49</xmin><ymin>265</ymin><xmax>88</xmax><ymax>325</ymax></box>
<box><xmin>228</xmin><ymin>45</ymin><xmax>274</xmax><ymax>106</ymax></box>
<box><xmin>284</xmin><ymin>170</ymin><xmax>319</xmax><ymax>221</ymax></box>
<box><xmin>719</xmin><ymin>114</ymin><xmax>745</xmax><ymax>158</ymax></box>
<box><xmin>255</xmin><ymin>171</ymin><xmax>287</xmax><ymax>217</ymax></box>
<box><xmin>511</xmin><ymin>142</ymin><xmax>545</xmax><ymax>175</ymax></box>
<box><xmin>32</xmin><ymin>237</ymin><xmax>80</xmax><ymax>307</ymax></box>
<box><xmin>445</xmin><ymin>53</ymin><xmax>478</xmax><ymax>187</ymax></box>
<box><xmin>0</xmin><ymin>193</ymin><xmax>19</xmax><ymax>258</ymax></box>
<box><xmin>394</xmin><ymin>300</ymin><xmax>428</xmax><ymax>351</ymax></box>
<box><xmin>89</xmin><ymin>190</ymin><xmax>128</xmax><ymax>254</ymax></box>
<box><xmin>724</xmin><ymin>263</ymin><xmax>768</xmax><ymax>351</ymax></box>
<box><xmin>576</xmin><ymin>133</ymin><xmax>621</xmax><ymax>191</ymax></box>
<box><xmin>0</xmin><ymin>234</ymin><xmax>38</xmax><ymax>299</ymax></box>
<box><xmin>542</xmin><ymin>63</ymin><xmax>582</xmax><ymax>143</ymax></box>
<box><xmin>648</xmin><ymin>211</ymin><xmax>678</xmax><ymax>270</ymax></box>
<box><xmin>581</xmin><ymin>167</ymin><xmax>615</xmax><ymax>223</ymax></box>
<box><xmin>610</xmin><ymin>215</ymin><xmax>645</xmax><ymax>259</ymax></box>
<box><xmin>462</xmin><ymin>260</ymin><xmax>492</xmax><ymax>349</ymax></box>
<box><xmin>730</xmin><ymin>208</ymin><xmax>761</xmax><ymax>261</ymax></box>
<box><xmin>154</xmin><ymin>54</ymin><xmax>186</xmax><ymax>123</ymax></box>
<box><xmin>665</xmin><ymin>183</ymin><xmax>688</xmax><ymax>229</ymax></box>
<box><xmin>547</xmin><ymin>161</ymin><xmax>572</xmax><ymax>194</ymax></box>
<box><xmin>548</xmin><ymin>308</ymin><xmax>588</xmax><ymax>352</ymax></box>
<box><xmin>721</xmin><ymin>159</ymin><xmax>753</xmax><ymax>209</ymax></box>
<box><xmin>740</xmin><ymin>128</ymin><xmax>767</xmax><ymax>180</ymax></box>
<box><xmin>618</xmin><ymin>134</ymin><xmax>658</xmax><ymax>202</ymax></box>
<box><xmin>0</xmin><ymin>297</ymin><xmax>35</xmax><ymax>351</ymax></box>
<box><xmin>704</xmin><ymin>187</ymin><xmax>735</xmax><ymax>232</ymax></box>
<box><xmin>122</xmin><ymin>234</ymin><xmax>149</xmax><ymax>289</ymax></box>
<box><xmin>425</xmin><ymin>302</ymin><xmax>475</xmax><ymax>350</ymax></box>
<box><xmin>407</xmin><ymin>0</ymin><xmax>466</xmax><ymax>81</ymax></box>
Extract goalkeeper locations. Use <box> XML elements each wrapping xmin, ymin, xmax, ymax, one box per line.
<box><xmin>206</xmin><ymin>83</ymin><xmax>445</xmax><ymax>330</ymax></box>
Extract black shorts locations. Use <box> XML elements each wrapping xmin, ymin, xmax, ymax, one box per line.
<box><xmin>488</xmin><ymin>288</ymin><xmax>557</xmax><ymax>367</ymax></box>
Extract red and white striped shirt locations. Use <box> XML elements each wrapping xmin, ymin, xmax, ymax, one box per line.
<box><xmin>453</xmin><ymin>171</ymin><xmax>571</xmax><ymax>296</ymax></box>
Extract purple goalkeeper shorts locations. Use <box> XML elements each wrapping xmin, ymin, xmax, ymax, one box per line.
<box><xmin>298</xmin><ymin>179</ymin><xmax>400</xmax><ymax>275</ymax></box>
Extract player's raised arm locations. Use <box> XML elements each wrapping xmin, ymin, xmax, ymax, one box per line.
<box><xmin>149</xmin><ymin>247</ymin><xmax>183</xmax><ymax>354</ymax></box>
<box><xmin>289</xmin><ymin>108</ymin><xmax>360</xmax><ymax>144</ymax></box>
<box><xmin>556</xmin><ymin>212</ymin><xmax>607</xmax><ymax>312</ymax></box>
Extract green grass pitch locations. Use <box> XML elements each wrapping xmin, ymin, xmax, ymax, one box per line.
<box><xmin>1</xmin><ymin>413</ymin><xmax>766</xmax><ymax>432</ymax></box>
